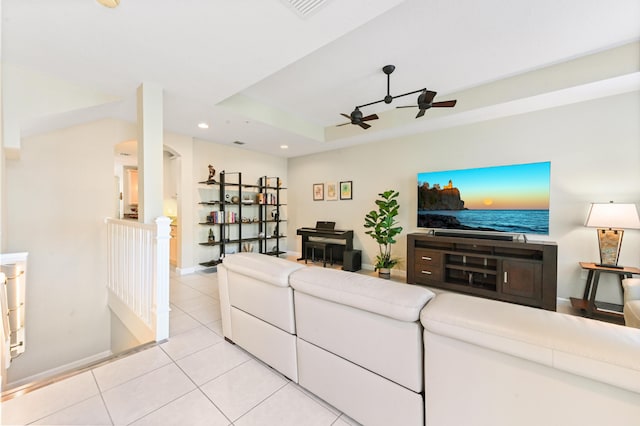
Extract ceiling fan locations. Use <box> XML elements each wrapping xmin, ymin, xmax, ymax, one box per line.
<box><xmin>336</xmin><ymin>65</ymin><xmax>457</xmax><ymax>130</ymax></box>
<box><xmin>336</xmin><ymin>107</ymin><xmax>379</xmax><ymax>130</ymax></box>
<box><xmin>396</xmin><ymin>90</ymin><xmax>457</xmax><ymax>118</ymax></box>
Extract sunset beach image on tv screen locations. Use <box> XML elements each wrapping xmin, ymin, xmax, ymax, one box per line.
<box><xmin>417</xmin><ymin>161</ymin><xmax>551</xmax><ymax>235</ymax></box>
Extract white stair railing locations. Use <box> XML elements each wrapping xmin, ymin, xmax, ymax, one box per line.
<box><xmin>0</xmin><ymin>252</ymin><xmax>28</xmax><ymax>389</ymax></box>
<box><xmin>105</xmin><ymin>217</ymin><xmax>170</xmax><ymax>343</ymax></box>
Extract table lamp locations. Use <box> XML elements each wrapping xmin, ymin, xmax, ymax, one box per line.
<box><xmin>585</xmin><ymin>201</ymin><xmax>640</xmax><ymax>268</ymax></box>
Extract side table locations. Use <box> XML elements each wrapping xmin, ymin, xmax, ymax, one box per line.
<box><xmin>570</xmin><ymin>262</ymin><xmax>640</xmax><ymax>323</ymax></box>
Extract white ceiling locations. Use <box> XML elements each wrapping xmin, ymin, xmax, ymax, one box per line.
<box><xmin>3</xmin><ymin>0</ymin><xmax>639</xmax><ymax>158</ymax></box>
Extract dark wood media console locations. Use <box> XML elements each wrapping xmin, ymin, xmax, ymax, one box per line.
<box><xmin>407</xmin><ymin>233</ymin><xmax>558</xmax><ymax>311</ymax></box>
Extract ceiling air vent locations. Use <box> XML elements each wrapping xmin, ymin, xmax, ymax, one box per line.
<box><xmin>280</xmin><ymin>0</ymin><xmax>330</xmax><ymax>18</ymax></box>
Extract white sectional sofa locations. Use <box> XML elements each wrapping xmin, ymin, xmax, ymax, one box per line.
<box><xmin>218</xmin><ymin>252</ymin><xmax>640</xmax><ymax>426</ymax></box>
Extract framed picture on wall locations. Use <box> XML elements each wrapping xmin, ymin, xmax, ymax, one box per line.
<box><xmin>326</xmin><ymin>182</ymin><xmax>338</xmax><ymax>201</ymax></box>
<box><xmin>340</xmin><ymin>181</ymin><xmax>352</xmax><ymax>200</ymax></box>
<box><xmin>313</xmin><ymin>183</ymin><xmax>324</xmax><ymax>201</ymax></box>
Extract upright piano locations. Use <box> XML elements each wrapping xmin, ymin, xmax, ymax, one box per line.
<box><xmin>296</xmin><ymin>227</ymin><xmax>354</xmax><ymax>259</ymax></box>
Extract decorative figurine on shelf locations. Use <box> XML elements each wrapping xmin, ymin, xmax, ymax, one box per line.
<box><xmin>208</xmin><ymin>228</ymin><xmax>215</xmax><ymax>243</ymax></box>
<box><xmin>207</xmin><ymin>165</ymin><xmax>216</xmax><ymax>182</ymax></box>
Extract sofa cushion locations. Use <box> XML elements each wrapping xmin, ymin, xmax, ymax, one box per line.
<box><xmin>230</xmin><ymin>307</ymin><xmax>298</xmax><ymax>382</ymax></box>
<box><xmin>421</xmin><ymin>292</ymin><xmax>640</xmax><ymax>393</ymax></box>
<box><xmin>625</xmin><ymin>300</ymin><xmax>640</xmax><ymax>329</ymax></box>
<box><xmin>623</xmin><ymin>278</ymin><xmax>640</xmax><ymax>302</ymax></box>
<box><xmin>290</xmin><ymin>267</ymin><xmax>434</xmax><ymax>322</ymax></box>
<box><xmin>622</xmin><ymin>278</ymin><xmax>640</xmax><ymax>328</ymax></box>
<box><xmin>295</xmin><ymin>291</ymin><xmax>425</xmax><ymax>392</ymax></box>
<box><xmin>297</xmin><ymin>338</ymin><xmax>424</xmax><ymax>426</ymax></box>
<box><xmin>227</xmin><ymin>269</ymin><xmax>296</xmax><ymax>333</ymax></box>
<box><xmin>222</xmin><ymin>252</ymin><xmax>303</xmax><ymax>287</ymax></box>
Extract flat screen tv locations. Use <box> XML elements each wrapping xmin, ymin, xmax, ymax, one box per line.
<box><xmin>417</xmin><ymin>161</ymin><xmax>550</xmax><ymax>235</ymax></box>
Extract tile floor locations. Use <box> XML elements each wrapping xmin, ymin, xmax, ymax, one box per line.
<box><xmin>1</xmin><ymin>268</ymin><xmax>362</xmax><ymax>426</ymax></box>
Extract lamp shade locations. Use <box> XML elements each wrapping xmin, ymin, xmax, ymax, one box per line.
<box><xmin>585</xmin><ymin>202</ymin><xmax>640</xmax><ymax>229</ymax></box>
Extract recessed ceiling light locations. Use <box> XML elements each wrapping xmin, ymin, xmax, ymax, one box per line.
<box><xmin>97</xmin><ymin>0</ymin><xmax>120</xmax><ymax>8</ymax></box>
<box><xmin>198</xmin><ymin>122</ymin><xmax>209</xmax><ymax>129</ymax></box>
<box><xmin>280</xmin><ymin>145</ymin><xmax>289</xmax><ymax>149</ymax></box>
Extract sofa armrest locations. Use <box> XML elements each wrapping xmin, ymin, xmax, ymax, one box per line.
<box><xmin>623</xmin><ymin>278</ymin><xmax>640</xmax><ymax>328</ymax></box>
<box><xmin>623</xmin><ymin>278</ymin><xmax>640</xmax><ymax>303</ymax></box>
<box><xmin>222</xmin><ymin>252</ymin><xmax>303</xmax><ymax>287</ymax></box>
<box><xmin>625</xmin><ymin>300</ymin><xmax>640</xmax><ymax>328</ymax></box>
<box><xmin>421</xmin><ymin>293</ymin><xmax>640</xmax><ymax>393</ymax></box>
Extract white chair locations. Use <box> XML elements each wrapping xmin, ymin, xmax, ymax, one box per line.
<box><xmin>622</xmin><ymin>278</ymin><xmax>640</xmax><ymax>328</ymax></box>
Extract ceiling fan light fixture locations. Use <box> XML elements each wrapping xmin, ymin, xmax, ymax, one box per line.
<box><xmin>350</xmin><ymin>107</ymin><xmax>363</xmax><ymax>122</ymax></box>
<box><xmin>336</xmin><ymin>65</ymin><xmax>457</xmax><ymax>129</ymax></box>
<box><xmin>97</xmin><ymin>0</ymin><xmax>120</xmax><ymax>8</ymax></box>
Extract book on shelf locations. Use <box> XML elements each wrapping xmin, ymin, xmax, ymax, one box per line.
<box><xmin>257</xmin><ymin>193</ymin><xmax>276</xmax><ymax>204</ymax></box>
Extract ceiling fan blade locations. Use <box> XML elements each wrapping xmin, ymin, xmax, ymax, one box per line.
<box><xmin>424</xmin><ymin>90</ymin><xmax>437</xmax><ymax>104</ymax></box>
<box><xmin>358</xmin><ymin>122</ymin><xmax>371</xmax><ymax>130</ymax></box>
<box><xmin>415</xmin><ymin>109</ymin><xmax>426</xmax><ymax>118</ymax></box>
<box><xmin>396</xmin><ymin>105</ymin><xmax>416</xmax><ymax>109</ymax></box>
<box><xmin>336</xmin><ymin>122</ymin><xmax>350</xmax><ymax>127</ymax></box>
<box><xmin>361</xmin><ymin>114</ymin><xmax>379</xmax><ymax>122</ymax></box>
<box><xmin>432</xmin><ymin>100</ymin><xmax>457</xmax><ymax>108</ymax></box>
<box><xmin>340</xmin><ymin>113</ymin><xmax>351</xmax><ymax>119</ymax></box>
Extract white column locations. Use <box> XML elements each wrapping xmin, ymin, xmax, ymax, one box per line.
<box><xmin>136</xmin><ymin>83</ymin><xmax>164</xmax><ymax>224</ymax></box>
<box><xmin>154</xmin><ymin>216</ymin><xmax>171</xmax><ymax>341</ymax></box>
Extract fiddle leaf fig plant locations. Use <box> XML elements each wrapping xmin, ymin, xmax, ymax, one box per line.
<box><xmin>364</xmin><ymin>190</ymin><xmax>403</xmax><ymax>270</ymax></box>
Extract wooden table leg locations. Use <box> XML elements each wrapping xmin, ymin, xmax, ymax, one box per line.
<box><xmin>583</xmin><ymin>270</ymin><xmax>594</xmax><ymax>300</ymax></box>
<box><xmin>587</xmin><ymin>271</ymin><xmax>601</xmax><ymax>317</ymax></box>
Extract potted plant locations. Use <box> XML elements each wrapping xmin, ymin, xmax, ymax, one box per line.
<box><xmin>364</xmin><ymin>190</ymin><xmax>403</xmax><ymax>279</ymax></box>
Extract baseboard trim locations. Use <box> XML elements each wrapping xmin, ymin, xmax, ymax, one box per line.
<box><xmin>175</xmin><ymin>266</ymin><xmax>197</xmax><ymax>275</ymax></box>
<box><xmin>3</xmin><ymin>349</ymin><xmax>112</xmax><ymax>395</ymax></box>
<box><xmin>2</xmin><ymin>341</ymin><xmax>157</xmax><ymax>401</ymax></box>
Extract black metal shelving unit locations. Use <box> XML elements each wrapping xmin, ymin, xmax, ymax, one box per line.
<box><xmin>198</xmin><ymin>172</ymin><xmax>286</xmax><ymax>267</ymax></box>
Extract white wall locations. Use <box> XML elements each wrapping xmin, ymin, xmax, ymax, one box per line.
<box><xmin>4</xmin><ymin>119</ymin><xmax>137</xmax><ymax>382</ymax></box>
<box><xmin>3</xmin><ymin>119</ymin><xmax>198</xmax><ymax>381</ymax></box>
<box><xmin>192</xmin><ymin>139</ymin><xmax>288</xmax><ymax>266</ymax></box>
<box><xmin>163</xmin><ymin>151</ymin><xmax>178</xmax><ymax>216</ymax></box>
<box><xmin>287</xmin><ymin>91</ymin><xmax>640</xmax><ymax>303</ymax></box>
<box><xmin>1</xmin><ymin>64</ymin><xmax>120</xmax><ymax>151</ymax></box>
<box><xmin>163</xmin><ymin>132</ymin><xmax>195</xmax><ymax>271</ymax></box>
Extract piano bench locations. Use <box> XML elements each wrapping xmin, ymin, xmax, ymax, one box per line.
<box><xmin>305</xmin><ymin>241</ymin><xmax>336</xmax><ymax>267</ymax></box>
